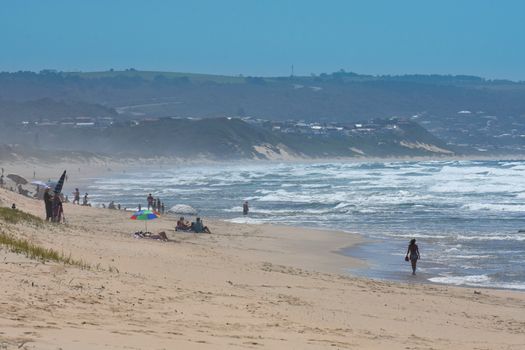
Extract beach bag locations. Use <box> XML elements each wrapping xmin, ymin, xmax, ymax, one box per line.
<box><xmin>404</xmin><ymin>256</ymin><xmax>409</xmax><ymax>262</ymax></box>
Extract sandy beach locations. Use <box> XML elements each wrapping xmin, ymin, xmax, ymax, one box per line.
<box><xmin>0</xmin><ymin>164</ymin><xmax>524</xmax><ymax>350</ymax></box>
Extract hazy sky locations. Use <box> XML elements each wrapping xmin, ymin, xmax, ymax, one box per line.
<box><xmin>1</xmin><ymin>0</ymin><xmax>524</xmax><ymax>80</ymax></box>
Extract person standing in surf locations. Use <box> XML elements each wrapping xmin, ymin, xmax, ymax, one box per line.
<box><xmin>73</xmin><ymin>188</ymin><xmax>80</xmax><ymax>204</ymax></box>
<box><xmin>147</xmin><ymin>193</ymin><xmax>154</xmax><ymax>210</ymax></box>
<box><xmin>243</xmin><ymin>201</ymin><xmax>249</xmax><ymax>215</ymax></box>
<box><xmin>405</xmin><ymin>238</ymin><xmax>420</xmax><ymax>275</ymax></box>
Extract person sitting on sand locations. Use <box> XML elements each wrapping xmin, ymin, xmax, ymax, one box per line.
<box><xmin>405</xmin><ymin>238</ymin><xmax>420</xmax><ymax>275</ymax></box>
<box><xmin>191</xmin><ymin>217</ymin><xmax>211</xmax><ymax>234</ymax></box>
<box><xmin>82</xmin><ymin>193</ymin><xmax>89</xmax><ymax>206</ymax></box>
<box><xmin>18</xmin><ymin>184</ymin><xmax>29</xmax><ymax>197</ymax></box>
<box><xmin>176</xmin><ymin>216</ymin><xmax>191</xmax><ymax>231</ymax></box>
<box><xmin>108</xmin><ymin>201</ymin><xmax>116</xmax><ymax>209</ymax></box>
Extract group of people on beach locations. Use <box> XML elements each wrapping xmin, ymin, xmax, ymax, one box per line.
<box><xmin>72</xmin><ymin>188</ymin><xmax>90</xmax><ymax>206</ymax></box>
<box><xmin>43</xmin><ymin>188</ymin><xmax>65</xmax><ymax>223</ymax></box>
<box><xmin>103</xmin><ymin>201</ymin><xmax>121</xmax><ymax>210</ymax></box>
<box><xmin>176</xmin><ymin>216</ymin><xmax>211</xmax><ymax>234</ymax></box>
<box><xmin>147</xmin><ymin>193</ymin><xmax>165</xmax><ymax>214</ymax></box>
<box><xmin>8</xmin><ymin>165</ymin><xmax>420</xmax><ymax>275</ymax></box>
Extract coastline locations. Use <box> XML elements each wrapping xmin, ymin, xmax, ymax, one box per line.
<box><xmin>1</xmin><ymin>187</ymin><xmax>525</xmax><ymax>349</ymax></box>
<box><xmin>2</xmin><ymin>160</ymin><xmax>525</xmax><ymax>348</ymax></box>
<box><xmin>4</xmin><ymin>158</ymin><xmax>524</xmax><ymax>292</ymax></box>
<box><xmin>3</xmin><ymin>151</ymin><xmax>525</xmax><ymax>181</ymax></box>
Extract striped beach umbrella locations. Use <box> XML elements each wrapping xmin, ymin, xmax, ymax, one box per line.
<box><xmin>130</xmin><ymin>209</ymin><xmax>159</xmax><ymax>232</ymax></box>
<box><xmin>54</xmin><ymin>170</ymin><xmax>67</xmax><ymax>194</ymax></box>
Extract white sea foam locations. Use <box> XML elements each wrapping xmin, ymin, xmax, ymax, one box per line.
<box><xmin>384</xmin><ymin>232</ymin><xmax>449</xmax><ymax>239</ymax></box>
<box><xmin>462</xmin><ymin>203</ymin><xmax>525</xmax><ymax>212</ymax></box>
<box><xmin>226</xmin><ymin>217</ymin><xmax>266</xmax><ymax>224</ymax></box>
<box><xmin>456</xmin><ymin>234</ymin><xmax>525</xmax><ymax>241</ymax></box>
<box><xmin>429</xmin><ymin>275</ymin><xmax>525</xmax><ymax>290</ymax></box>
<box><xmin>445</xmin><ymin>247</ymin><xmax>460</xmax><ymax>252</ymax></box>
<box><xmin>454</xmin><ymin>255</ymin><xmax>495</xmax><ymax>259</ymax></box>
<box><xmin>429</xmin><ymin>274</ymin><xmax>490</xmax><ymax>285</ymax></box>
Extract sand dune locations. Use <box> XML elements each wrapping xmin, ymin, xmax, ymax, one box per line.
<box><xmin>0</xmin><ymin>187</ymin><xmax>524</xmax><ymax>349</ymax></box>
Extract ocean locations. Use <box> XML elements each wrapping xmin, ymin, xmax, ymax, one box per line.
<box><xmin>86</xmin><ymin>160</ymin><xmax>525</xmax><ymax>291</ymax></box>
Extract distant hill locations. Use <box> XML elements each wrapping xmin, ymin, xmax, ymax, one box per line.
<box><xmin>1</xmin><ymin>70</ymin><xmax>524</xmax><ymax>121</ymax></box>
<box><xmin>1</xmin><ymin>69</ymin><xmax>524</xmax><ymax>155</ymax></box>
<box><xmin>0</xmin><ymin>98</ymin><xmax>117</xmax><ymax>123</ymax></box>
<box><xmin>0</xmin><ymin>117</ymin><xmax>455</xmax><ymax>160</ymax></box>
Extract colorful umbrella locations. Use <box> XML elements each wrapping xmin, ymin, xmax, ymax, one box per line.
<box><xmin>54</xmin><ymin>170</ymin><xmax>67</xmax><ymax>194</ymax></box>
<box><xmin>130</xmin><ymin>209</ymin><xmax>159</xmax><ymax>232</ymax></box>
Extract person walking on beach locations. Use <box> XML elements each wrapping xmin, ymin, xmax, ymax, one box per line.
<box><xmin>405</xmin><ymin>238</ymin><xmax>420</xmax><ymax>275</ymax></box>
<box><xmin>73</xmin><ymin>188</ymin><xmax>80</xmax><ymax>204</ymax></box>
<box><xmin>243</xmin><ymin>201</ymin><xmax>249</xmax><ymax>215</ymax></box>
<box><xmin>43</xmin><ymin>188</ymin><xmax>53</xmax><ymax>221</ymax></box>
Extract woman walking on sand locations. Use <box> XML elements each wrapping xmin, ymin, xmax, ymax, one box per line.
<box><xmin>405</xmin><ymin>238</ymin><xmax>420</xmax><ymax>275</ymax></box>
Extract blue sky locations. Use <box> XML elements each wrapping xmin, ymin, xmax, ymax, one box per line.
<box><xmin>1</xmin><ymin>0</ymin><xmax>524</xmax><ymax>80</ymax></box>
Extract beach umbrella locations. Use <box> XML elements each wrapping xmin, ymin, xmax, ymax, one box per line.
<box><xmin>31</xmin><ymin>180</ymin><xmax>50</xmax><ymax>188</ymax></box>
<box><xmin>54</xmin><ymin>170</ymin><xmax>66</xmax><ymax>194</ymax></box>
<box><xmin>130</xmin><ymin>209</ymin><xmax>159</xmax><ymax>232</ymax></box>
<box><xmin>46</xmin><ymin>181</ymin><xmax>58</xmax><ymax>189</ymax></box>
<box><xmin>7</xmin><ymin>174</ymin><xmax>28</xmax><ymax>185</ymax></box>
<box><xmin>168</xmin><ymin>204</ymin><xmax>198</xmax><ymax>215</ymax></box>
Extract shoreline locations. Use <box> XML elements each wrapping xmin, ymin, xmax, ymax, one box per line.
<box><xmin>6</xmin><ymin>159</ymin><xmax>525</xmax><ymax>292</ymax></box>
<box><xmin>3</xmin><ymin>152</ymin><xmax>525</xmax><ymax>178</ymax></box>
<box><xmin>4</xmin><ymin>158</ymin><xmax>524</xmax><ymax>292</ymax></box>
<box><xmin>1</xmin><ymin>185</ymin><xmax>525</xmax><ymax>348</ymax></box>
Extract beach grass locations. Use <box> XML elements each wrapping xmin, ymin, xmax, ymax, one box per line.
<box><xmin>0</xmin><ymin>232</ymin><xmax>90</xmax><ymax>269</ymax></box>
<box><xmin>0</xmin><ymin>207</ymin><xmax>44</xmax><ymax>227</ymax></box>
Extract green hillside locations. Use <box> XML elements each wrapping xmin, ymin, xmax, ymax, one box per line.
<box><xmin>62</xmin><ymin>69</ymin><xmax>245</xmax><ymax>84</ymax></box>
